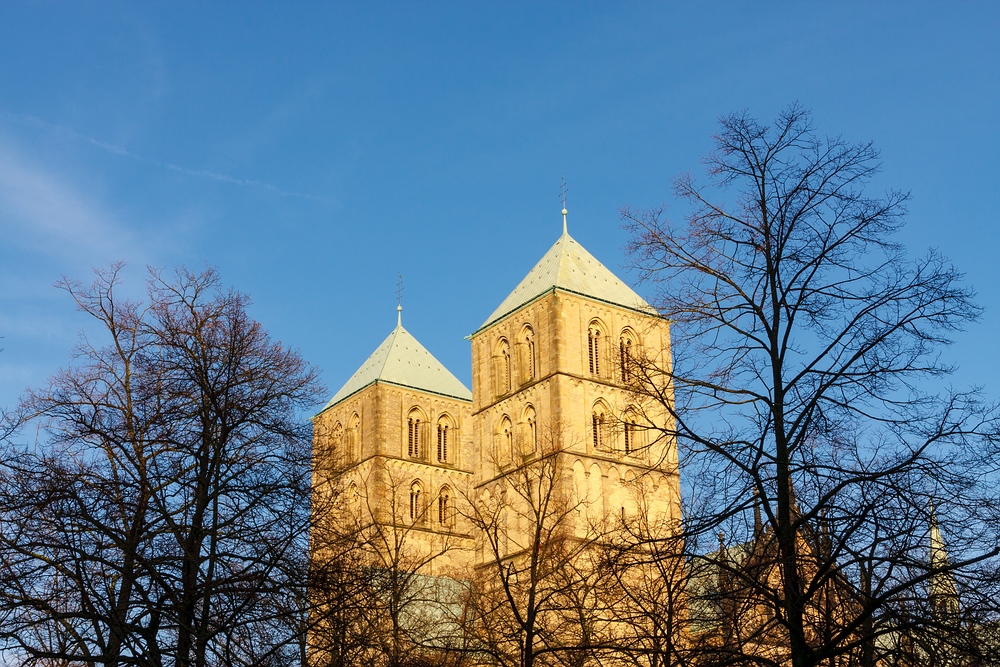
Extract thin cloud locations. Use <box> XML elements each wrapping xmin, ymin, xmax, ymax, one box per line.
<box><xmin>0</xmin><ymin>141</ymin><xmax>154</xmax><ymax>413</ymax></box>
<box><xmin>0</xmin><ymin>141</ymin><xmax>141</xmax><ymax>265</ymax></box>
<box><xmin>2</xmin><ymin>112</ymin><xmax>334</xmax><ymax>203</ymax></box>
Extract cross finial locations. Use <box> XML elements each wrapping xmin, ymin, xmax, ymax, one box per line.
<box><xmin>396</xmin><ymin>274</ymin><xmax>404</xmax><ymax>327</ymax></box>
<box><xmin>560</xmin><ymin>176</ymin><xmax>569</xmax><ymax>235</ymax></box>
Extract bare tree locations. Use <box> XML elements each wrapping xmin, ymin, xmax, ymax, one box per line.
<box><xmin>308</xmin><ymin>445</ymin><xmax>471</xmax><ymax>667</ymax></box>
<box><xmin>306</xmin><ymin>478</ymin><xmax>381</xmax><ymax>667</ymax></box>
<box><xmin>621</xmin><ymin>105</ymin><xmax>1000</xmax><ymax>667</ymax></box>
<box><xmin>462</xmin><ymin>426</ymin><xmax>605</xmax><ymax>667</ymax></box>
<box><xmin>596</xmin><ymin>490</ymin><xmax>691</xmax><ymax>667</ymax></box>
<box><xmin>0</xmin><ymin>264</ymin><xmax>323</xmax><ymax>667</ymax></box>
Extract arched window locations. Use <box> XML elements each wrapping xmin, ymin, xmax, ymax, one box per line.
<box><xmin>592</xmin><ymin>402</ymin><xmax>608</xmax><ymax>450</ymax></box>
<box><xmin>408</xmin><ymin>417</ymin><xmax>419</xmax><ymax>458</ymax></box>
<box><xmin>522</xmin><ymin>404</ymin><xmax>537</xmax><ymax>454</ymax></box>
<box><xmin>409</xmin><ymin>481</ymin><xmax>423</xmax><ymax>522</ymax></box>
<box><xmin>588</xmin><ymin>322</ymin><xmax>604</xmax><ymax>376</ymax></box>
<box><xmin>500</xmin><ymin>416</ymin><xmax>513</xmax><ymax>460</ymax></box>
<box><xmin>438</xmin><ymin>487</ymin><xmax>452</xmax><ymax>526</ymax></box>
<box><xmin>623</xmin><ymin>408</ymin><xmax>642</xmax><ymax>455</ymax></box>
<box><xmin>619</xmin><ymin>330</ymin><xmax>636</xmax><ymax>383</ymax></box>
<box><xmin>331</xmin><ymin>422</ymin><xmax>344</xmax><ymax>462</ymax></box>
<box><xmin>503</xmin><ymin>344</ymin><xmax>511</xmax><ymax>393</ymax></box>
<box><xmin>347</xmin><ymin>413</ymin><xmax>361</xmax><ymax>462</ymax></box>
<box><xmin>521</xmin><ymin>325</ymin><xmax>536</xmax><ymax>383</ymax></box>
<box><xmin>496</xmin><ymin>338</ymin><xmax>512</xmax><ymax>395</ymax></box>
<box><xmin>407</xmin><ymin>409</ymin><xmax>424</xmax><ymax>459</ymax></box>
<box><xmin>437</xmin><ymin>414</ymin><xmax>453</xmax><ymax>464</ymax></box>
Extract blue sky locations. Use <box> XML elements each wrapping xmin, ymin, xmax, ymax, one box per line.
<box><xmin>1</xmin><ymin>3</ymin><xmax>997</xmax><ymax>412</ymax></box>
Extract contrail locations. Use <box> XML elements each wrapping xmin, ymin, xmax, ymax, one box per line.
<box><xmin>1</xmin><ymin>112</ymin><xmax>336</xmax><ymax>203</ymax></box>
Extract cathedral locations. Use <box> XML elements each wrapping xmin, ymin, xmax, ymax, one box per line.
<box><xmin>308</xmin><ymin>210</ymin><xmax>975</xmax><ymax>667</ymax></box>
<box><xmin>311</xmin><ymin>208</ymin><xmax>679</xmax><ymax>577</ymax></box>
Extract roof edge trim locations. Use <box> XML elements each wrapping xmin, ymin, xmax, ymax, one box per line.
<box><xmin>314</xmin><ymin>378</ymin><xmax>473</xmax><ymax>418</ymax></box>
<box><xmin>471</xmin><ymin>286</ymin><xmax>660</xmax><ymax>338</ymax></box>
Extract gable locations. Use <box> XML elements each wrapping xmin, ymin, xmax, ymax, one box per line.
<box><xmin>477</xmin><ymin>231</ymin><xmax>655</xmax><ymax>333</ymax></box>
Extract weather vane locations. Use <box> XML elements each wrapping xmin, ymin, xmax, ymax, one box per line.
<box><xmin>396</xmin><ymin>274</ymin><xmax>404</xmax><ymax>326</ymax></box>
<box><xmin>560</xmin><ymin>176</ymin><xmax>569</xmax><ymax>235</ymax></box>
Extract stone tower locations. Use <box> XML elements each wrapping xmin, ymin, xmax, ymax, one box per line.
<box><xmin>312</xmin><ymin>307</ymin><xmax>475</xmax><ymax>575</ymax></box>
<box><xmin>468</xmin><ymin>219</ymin><xmax>679</xmax><ymax>554</ymax></box>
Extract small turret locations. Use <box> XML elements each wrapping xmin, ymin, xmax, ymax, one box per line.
<box><xmin>929</xmin><ymin>502</ymin><xmax>960</xmax><ymax>619</ymax></box>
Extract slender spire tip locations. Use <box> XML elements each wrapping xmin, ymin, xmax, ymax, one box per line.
<box><xmin>560</xmin><ymin>176</ymin><xmax>569</xmax><ymax>235</ymax></box>
<box><xmin>395</xmin><ymin>274</ymin><xmax>404</xmax><ymax>326</ymax></box>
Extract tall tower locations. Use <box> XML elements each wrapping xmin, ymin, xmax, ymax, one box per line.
<box><xmin>469</xmin><ymin>215</ymin><xmax>679</xmax><ymax>552</ymax></box>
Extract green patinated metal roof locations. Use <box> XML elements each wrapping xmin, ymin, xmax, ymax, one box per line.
<box><xmin>477</xmin><ymin>230</ymin><xmax>656</xmax><ymax>333</ymax></box>
<box><xmin>322</xmin><ymin>316</ymin><xmax>472</xmax><ymax>412</ymax></box>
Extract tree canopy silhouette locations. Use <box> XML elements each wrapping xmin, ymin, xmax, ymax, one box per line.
<box><xmin>0</xmin><ymin>265</ymin><xmax>323</xmax><ymax>667</ymax></box>
<box><xmin>622</xmin><ymin>104</ymin><xmax>1000</xmax><ymax>667</ymax></box>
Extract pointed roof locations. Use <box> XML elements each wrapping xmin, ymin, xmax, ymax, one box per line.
<box><xmin>321</xmin><ymin>316</ymin><xmax>472</xmax><ymax>412</ymax></box>
<box><xmin>930</xmin><ymin>505</ymin><xmax>960</xmax><ymax>602</ymax></box>
<box><xmin>477</xmin><ymin>230</ymin><xmax>656</xmax><ymax>333</ymax></box>
<box><xmin>930</xmin><ymin>512</ymin><xmax>949</xmax><ymax>568</ymax></box>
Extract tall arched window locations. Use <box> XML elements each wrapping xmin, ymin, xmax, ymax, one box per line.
<box><xmin>496</xmin><ymin>338</ymin><xmax>512</xmax><ymax>395</ymax></box>
<box><xmin>407</xmin><ymin>409</ymin><xmax>424</xmax><ymax>459</ymax></box>
<box><xmin>528</xmin><ymin>411</ymin><xmax>537</xmax><ymax>451</ymax></box>
<box><xmin>592</xmin><ymin>402</ymin><xmax>607</xmax><ymax>450</ymax></box>
<box><xmin>500</xmin><ymin>416</ymin><xmax>513</xmax><ymax>461</ymax></box>
<box><xmin>331</xmin><ymin>422</ymin><xmax>344</xmax><ymax>463</ymax></box>
<box><xmin>438</xmin><ymin>487</ymin><xmax>452</xmax><ymax>526</ymax></box>
<box><xmin>523</xmin><ymin>404</ymin><xmax>537</xmax><ymax>454</ymax></box>
<box><xmin>521</xmin><ymin>325</ymin><xmax>536</xmax><ymax>383</ymax></box>
<box><xmin>623</xmin><ymin>408</ymin><xmax>642</xmax><ymax>455</ymax></box>
<box><xmin>409</xmin><ymin>481</ymin><xmax>423</xmax><ymax>522</ymax></box>
<box><xmin>503</xmin><ymin>345</ymin><xmax>511</xmax><ymax>393</ymax></box>
<box><xmin>588</xmin><ymin>323</ymin><xmax>604</xmax><ymax>376</ymax></box>
<box><xmin>437</xmin><ymin>415</ymin><xmax>453</xmax><ymax>464</ymax></box>
<box><xmin>347</xmin><ymin>413</ymin><xmax>361</xmax><ymax>462</ymax></box>
<box><xmin>620</xmin><ymin>331</ymin><xmax>635</xmax><ymax>383</ymax></box>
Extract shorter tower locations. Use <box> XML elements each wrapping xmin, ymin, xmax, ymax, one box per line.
<box><xmin>312</xmin><ymin>307</ymin><xmax>475</xmax><ymax>576</ymax></box>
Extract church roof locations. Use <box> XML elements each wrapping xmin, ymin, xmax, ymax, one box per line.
<box><xmin>477</xmin><ymin>229</ymin><xmax>656</xmax><ymax>332</ymax></box>
<box><xmin>321</xmin><ymin>314</ymin><xmax>472</xmax><ymax>411</ymax></box>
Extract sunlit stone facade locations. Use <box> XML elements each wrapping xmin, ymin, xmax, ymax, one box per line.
<box><xmin>312</xmin><ymin>221</ymin><xmax>679</xmax><ymax>578</ymax></box>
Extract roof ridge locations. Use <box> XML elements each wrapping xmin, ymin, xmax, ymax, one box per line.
<box><xmin>373</xmin><ymin>324</ymin><xmax>402</xmax><ymax>377</ymax></box>
<box><xmin>476</xmin><ymin>231</ymin><xmax>654</xmax><ymax>333</ymax></box>
<box><xmin>320</xmin><ymin>322</ymin><xmax>471</xmax><ymax>414</ymax></box>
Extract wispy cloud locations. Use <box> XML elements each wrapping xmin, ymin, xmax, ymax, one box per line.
<box><xmin>1</xmin><ymin>112</ymin><xmax>334</xmax><ymax>203</ymax></box>
<box><xmin>0</xmin><ymin>139</ymin><xmax>155</xmax><ymax>409</ymax></box>
<box><xmin>0</xmin><ymin>140</ymin><xmax>141</xmax><ymax>265</ymax></box>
